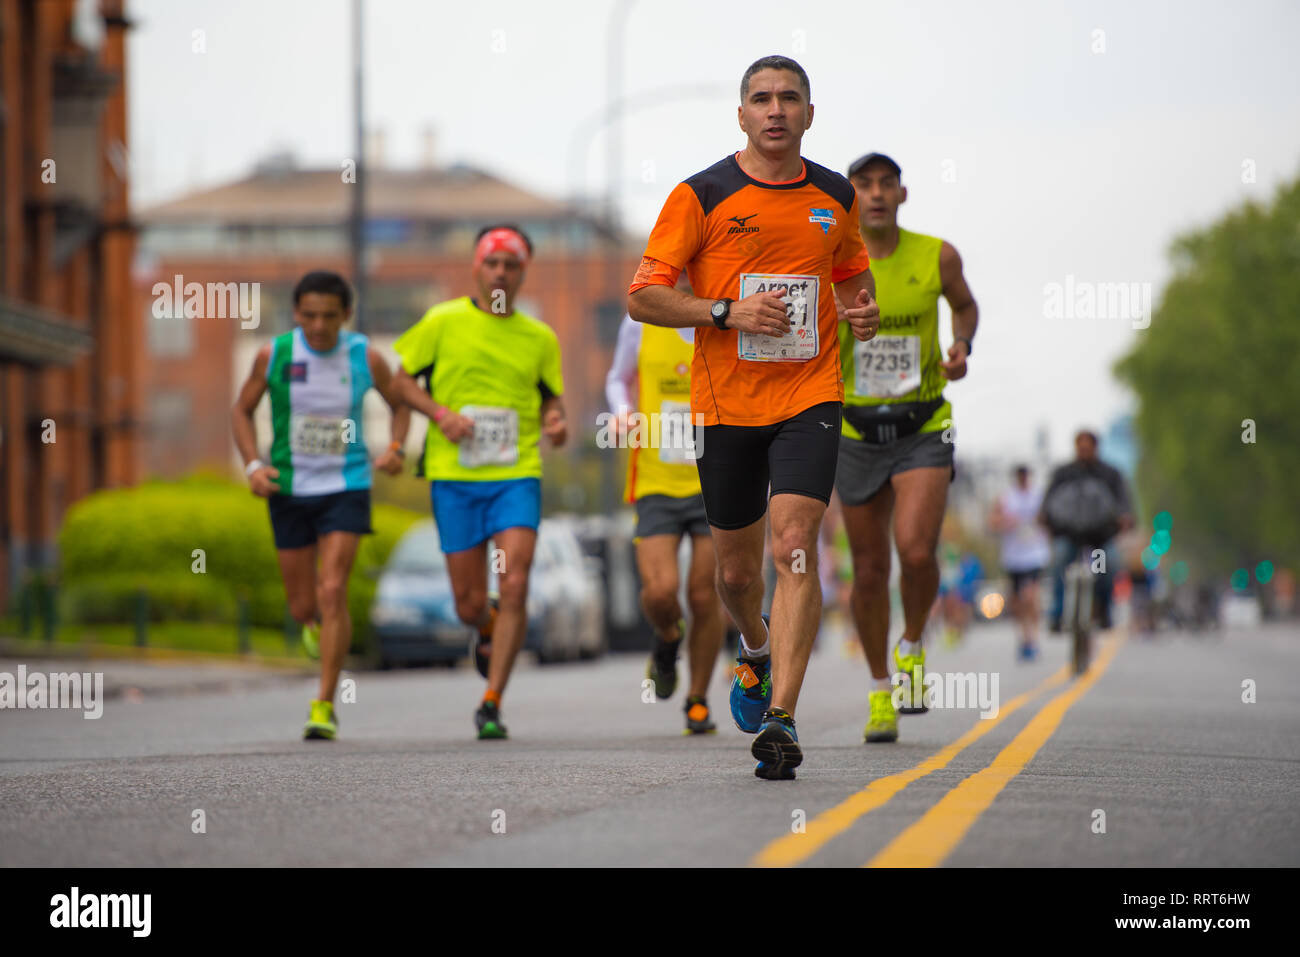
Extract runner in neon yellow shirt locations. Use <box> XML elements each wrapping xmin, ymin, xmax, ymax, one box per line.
<box><xmin>835</xmin><ymin>152</ymin><xmax>979</xmax><ymax>744</ymax></box>
<box><xmin>393</xmin><ymin>224</ymin><xmax>567</xmax><ymax>740</ymax></box>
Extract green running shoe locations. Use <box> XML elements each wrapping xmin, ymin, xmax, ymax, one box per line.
<box><xmin>893</xmin><ymin>641</ymin><xmax>928</xmax><ymax>714</ymax></box>
<box><xmin>303</xmin><ymin>699</ymin><xmax>337</xmax><ymax>740</ymax></box>
<box><xmin>301</xmin><ymin>622</ymin><xmax>321</xmax><ymax>660</ymax></box>
<box><xmin>475</xmin><ymin>700</ymin><xmax>508</xmax><ymax>740</ymax></box>
<box><xmin>864</xmin><ymin>689</ymin><xmax>898</xmax><ymax>743</ymax></box>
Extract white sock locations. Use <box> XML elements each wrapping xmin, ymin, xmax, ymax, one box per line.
<box><xmin>741</xmin><ymin>618</ymin><xmax>771</xmax><ymax>659</ymax></box>
<box><xmin>899</xmin><ymin>637</ymin><xmax>923</xmax><ymax>658</ymax></box>
<box><xmin>873</xmin><ymin>677</ymin><xmax>892</xmax><ymax>693</ymax></box>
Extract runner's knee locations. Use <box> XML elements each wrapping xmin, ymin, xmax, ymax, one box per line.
<box><xmin>497</xmin><ymin>565</ymin><xmax>530</xmax><ymax>609</ymax></box>
<box><xmin>771</xmin><ymin>527</ymin><xmax>817</xmax><ymax>575</ymax></box>
<box><xmin>897</xmin><ymin>541</ymin><xmax>938</xmax><ymax>574</ymax></box>
<box><xmin>641</xmin><ymin>579</ymin><xmax>679</xmax><ymax>616</ymax></box>
<box><xmin>316</xmin><ymin>577</ymin><xmax>347</xmax><ymax>613</ymax></box>
<box><xmin>717</xmin><ymin>563</ymin><xmax>759</xmax><ymax>597</ymax></box>
<box><xmin>287</xmin><ymin>596</ymin><xmax>316</xmax><ymax>624</ymax></box>
<box><xmin>686</xmin><ymin>580</ymin><xmax>717</xmax><ymax>615</ymax></box>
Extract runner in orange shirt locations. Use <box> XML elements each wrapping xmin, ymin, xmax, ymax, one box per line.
<box><xmin>628</xmin><ymin>55</ymin><xmax>881</xmax><ymax>780</ymax></box>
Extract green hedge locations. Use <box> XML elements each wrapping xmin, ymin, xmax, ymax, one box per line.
<box><xmin>57</xmin><ymin>476</ymin><xmax>422</xmax><ymax>657</ymax></box>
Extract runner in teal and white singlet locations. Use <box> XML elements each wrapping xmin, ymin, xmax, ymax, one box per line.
<box><xmin>265</xmin><ymin>326</ymin><xmax>374</xmax><ymax>496</ymax></box>
<box><xmin>233</xmin><ymin>270</ymin><xmax>410</xmax><ymax>741</ymax></box>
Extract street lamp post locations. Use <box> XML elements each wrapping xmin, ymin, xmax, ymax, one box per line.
<box><xmin>349</xmin><ymin>0</ymin><xmax>366</xmax><ymax>331</ymax></box>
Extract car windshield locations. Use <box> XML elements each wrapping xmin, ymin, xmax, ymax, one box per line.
<box><xmin>387</xmin><ymin>525</ymin><xmax>447</xmax><ymax>574</ymax></box>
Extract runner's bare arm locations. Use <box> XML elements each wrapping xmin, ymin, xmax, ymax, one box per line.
<box><xmin>541</xmin><ymin>395</ymin><xmax>568</xmax><ymax>448</ymax></box>
<box><xmin>629</xmin><ymin>277</ymin><xmax>789</xmax><ymax>337</ymax></box>
<box><xmin>940</xmin><ymin>241</ymin><xmax>977</xmax><ymax>380</ymax></box>
<box><xmin>368</xmin><ymin>348</ymin><xmax>411</xmax><ymax>474</ymax></box>
<box><xmin>833</xmin><ymin>268</ymin><xmax>880</xmax><ymax>342</ymax></box>
<box><xmin>231</xmin><ymin>344</ymin><xmax>280</xmax><ymax>495</ymax></box>
<box><xmin>393</xmin><ymin>367</ymin><xmax>472</xmax><ymax>443</ymax></box>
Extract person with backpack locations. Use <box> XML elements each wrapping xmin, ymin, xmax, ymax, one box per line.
<box><xmin>1039</xmin><ymin>429</ymin><xmax>1135</xmax><ymax>632</ymax></box>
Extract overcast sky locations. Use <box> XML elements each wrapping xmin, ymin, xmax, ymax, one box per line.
<box><xmin>125</xmin><ymin>0</ymin><xmax>1300</xmax><ymax>463</ymax></box>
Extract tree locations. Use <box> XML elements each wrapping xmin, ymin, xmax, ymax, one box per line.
<box><xmin>1114</xmin><ymin>172</ymin><xmax>1300</xmax><ymax>577</ymax></box>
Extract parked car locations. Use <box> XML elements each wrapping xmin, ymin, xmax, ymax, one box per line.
<box><xmin>371</xmin><ymin>518</ymin><xmax>606</xmax><ymax>668</ymax></box>
<box><xmin>528</xmin><ymin>517</ymin><xmax>607</xmax><ymax>662</ymax></box>
<box><xmin>370</xmin><ymin>521</ymin><xmax>473</xmax><ymax>668</ymax></box>
<box><xmin>566</xmin><ymin>510</ymin><xmax>653</xmax><ymax>652</ymax></box>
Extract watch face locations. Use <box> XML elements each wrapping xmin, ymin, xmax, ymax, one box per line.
<box><xmin>711</xmin><ymin>300</ymin><xmax>726</xmax><ymax>319</ymax></box>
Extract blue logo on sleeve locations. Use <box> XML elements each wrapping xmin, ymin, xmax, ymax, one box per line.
<box><xmin>808</xmin><ymin>208</ymin><xmax>837</xmax><ymax>234</ymax></box>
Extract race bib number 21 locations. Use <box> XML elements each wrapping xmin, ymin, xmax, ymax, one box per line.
<box><xmin>736</xmin><ymin>274</ymin><xmax>820</xmax><ymax>362</ymax></box>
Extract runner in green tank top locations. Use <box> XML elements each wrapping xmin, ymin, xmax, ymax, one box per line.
<box><xmin>233</xmin><ymin>271</ymin><xmax>410</xmax><ymax>741</ymax></box>
<box><xmin>834</xmin><ymin>153</ymin><xmax>979</xmax><ymax>744</ymax></box>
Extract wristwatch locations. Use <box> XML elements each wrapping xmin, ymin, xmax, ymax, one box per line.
<box><xmin>710</xmin><ymin>298</ymin><xmax>733</xmax><ymax>330</ymax></box>
<box><xmin>955</xmin><ymin>335</ymin><xmax>973</xmax><ymax>356</ymax></box>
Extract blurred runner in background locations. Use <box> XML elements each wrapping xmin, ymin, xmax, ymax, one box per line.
<box><xmin>1040</xmin><ymin>429</ymin><xmax>1135</xmax><ymax>633</ymax></box>
<box><xmin>835</xmin><ymin>151</ymin><xmax>979</xmax><ymax>742</ymax></box>
<box><xmin>232</xmin><ymin>270</ymin><xmax>409</xmax><ymax>741</ymax></box>
<box><xmin>990</xmin><ymin>465</ymin><xmax>1050</xmax><ymax>659</ymax></box>
<box><xmin>392</xmin><ymin>225</ymin><xmax>567</xmax><ymax>740</ymax></box>
<box><xmin>605</xmin><ymin>312</ymin><xmax>724</xmax><ymax>734</ymax></box>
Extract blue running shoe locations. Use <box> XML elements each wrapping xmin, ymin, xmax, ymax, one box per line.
<box><xmin>729</xmin><ymin>614</ymin><xmax>772</xmax><ymax>733</ymax></box>
<box><xmin>752</xmin><ymin>708</ymin><xmax>801</xmax><ymax>780</ymax></box>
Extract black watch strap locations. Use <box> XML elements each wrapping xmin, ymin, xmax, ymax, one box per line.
<box><xmin>711</xmin><ymin>298</ymin><xmax>733</xmax><ymax>329</ymax></box>
<box><xmin>955</xmin><ymin>335</ymin><xmax>973</xmax><ymax>356</ymax></box>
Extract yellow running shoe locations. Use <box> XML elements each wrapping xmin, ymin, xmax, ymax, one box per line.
<box><xmin>893</xmin><ymin>641</ymin><xmax>929</xmax><ymax>714</ymax></box>
<box><xmin>301</xmin><ymin>622</ymin><xmax>321</xmax><ymax>660</ymax></box>
<box><xmin>303</xmin><ymin>699</ymin><xmax>337</xmax><ymax>740</ymax></box>
<box><xmin>864</xmin><ymin>689</ymin><xmax>898</xmax><ymax>743</ymax></box>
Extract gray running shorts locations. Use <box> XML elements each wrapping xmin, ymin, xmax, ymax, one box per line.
<box><xmin>834</xmin><ymin>430</ymin><xmax>955</xmax><ymax>506</ymax></box>
<box><xmin>634</xmin><ymin>493</ymin><xmax>711</xmax><ymax>540</ymax></box>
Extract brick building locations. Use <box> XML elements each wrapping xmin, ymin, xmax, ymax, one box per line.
<box><xmin>0</xmin><ymin>0</ymin><xmax>137</xmax><ymax>608</ymax></box>
<box><xmin>133</xmin><ymin>155</ymin><xmax>641</xmax><ymax>484</ymax></box>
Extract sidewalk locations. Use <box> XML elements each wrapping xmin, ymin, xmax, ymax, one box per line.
<box><xmin>0</xmin><ymin>638</ymin><xmax>316</xmax><ymax>700</ymax></box>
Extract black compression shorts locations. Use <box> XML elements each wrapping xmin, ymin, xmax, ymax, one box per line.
<box><xmin>695</xmin><ymin>401</ymin><xmax>841</xmax><ymax>530</ymax></box>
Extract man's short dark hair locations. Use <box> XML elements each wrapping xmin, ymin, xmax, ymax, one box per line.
<box><xmin>293</xmin><ymin>270</ymin><xmax>352</xmax><ymax>310</ymax></box>
<box><xmin>1075</xmin><ymin>429</ymin><xmax>1099</xmax><ymax>446</ymax></box>
<box><xmin>740</xmin><ymin>56</ymin><xmax>810</xmax><ymax>102</ymax></box>
<box><xmin>476</xmin><ymin>223</ymin><xmax>534</xmax><ymax>256</ymax></box>
<box><xmin>1013</xmin><ymin>464</ymin><xmax>1030</xmax><ymax>480</ymax></box>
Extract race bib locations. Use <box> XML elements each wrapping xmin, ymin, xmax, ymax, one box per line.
<box><xmin>855</xmin><ymin>335</ymin><xmax>921</xmax><ymax>397</ymax></box>
<box><xmin>289</xmin><ymin>414</ymin><xmax>349</xmax><ymax>456</ymax></box>
<box><xmin>736</xmin><ymin>274</ymin><xmax>819</xmax><ymax>362</ymax></box>
<box><xmin>458</xmin><ymin>406</ymin><xmax>519</xmax><ymax>468</ymax></box>
<box><xmin>658</xmin><ymin>399</ymin><xmax>697</xmax><ymax>465</ymax></box>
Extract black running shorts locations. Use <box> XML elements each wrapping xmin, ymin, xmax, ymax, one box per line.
<box><xmin>695</xmin><ymin>401</ymin><xmax>841</xmax><ymax>530</ymax></box>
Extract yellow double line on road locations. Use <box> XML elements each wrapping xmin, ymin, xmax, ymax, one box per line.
<box><xmin>752</xmin><ymin>633</ymin><xmax>1124</xmax><ymax>868</ymax></box>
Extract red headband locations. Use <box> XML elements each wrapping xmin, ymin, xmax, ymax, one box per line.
<box><xmin>474</xmin><ymin>228</ymin><xmax>530</xmax><ymax>268</ymax></box>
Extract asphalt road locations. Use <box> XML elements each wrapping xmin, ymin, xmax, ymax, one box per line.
<box><xmin>2</xmin><ymin>618</ymin><xmax>1297</xmax><ymax>867</ymax></box>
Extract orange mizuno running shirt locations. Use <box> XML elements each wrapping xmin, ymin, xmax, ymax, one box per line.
<box><xmin>629</xmin><ymin>153</ymin><xmax>871</xmax><ymax>427</ymax></box>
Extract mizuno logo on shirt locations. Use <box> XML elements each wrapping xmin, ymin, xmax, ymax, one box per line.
<box><xmin>726</xmin><ymin>214</ymin><xmax>759</xmax><ymax>235</ymax></box>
